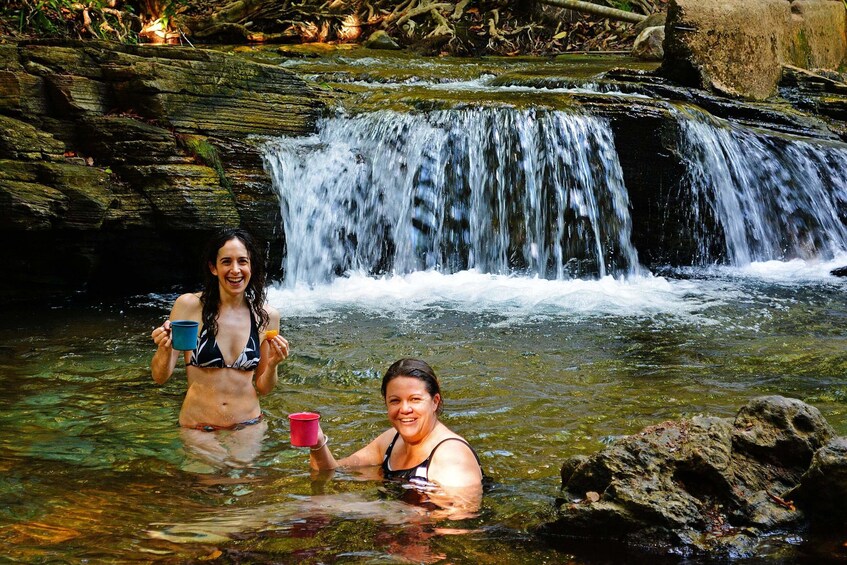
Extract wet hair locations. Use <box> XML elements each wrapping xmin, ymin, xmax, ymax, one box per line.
<box><xmin>381</xmin><ymin>358</ymin><xmax>443</xmax><ymax>415</ymax></box>
<box><xmin>199</xmin><ymin>227</ymin><xmax>269</xmax><ymax>337</ymax></box>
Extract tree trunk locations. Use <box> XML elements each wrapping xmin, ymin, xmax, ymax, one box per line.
<box><xmin>538</xmin><ymin>0</ymin><xmax>646</xmax><ymax>23</ymax></box>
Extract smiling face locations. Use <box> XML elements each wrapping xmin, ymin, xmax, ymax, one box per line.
<box><xmin>209</xmin><ymin>237</ymin><xmax>252</xmax><ymax>297</ymax></box>
<box><xmin>385</xmin><ymin>375</ymin><xmax>441</xmax><ymax>444</ymax></box>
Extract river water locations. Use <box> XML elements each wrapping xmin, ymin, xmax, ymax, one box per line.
<box><xmin>3</xmin><ymin>49</ymin><xmax>847</xmax><ymax>563</ymax></box>
<box><xmin>3</xmin><ymin>266</ymin><xmax>847</xmax><ymax>562</ymax></box>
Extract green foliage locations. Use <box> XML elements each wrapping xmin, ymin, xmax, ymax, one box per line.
<box><xmin>2</xmin><ymin>0</ymin><xmax>69</xmax><ymax>36</ymax></box>
<box><xmin>0</xmin><ymin>0</ymin><xmax>183</xmax><ymax>42</ymax></box>
<box><xmin>161</xmin><ymin>0</ymin><xmax>186</xmax><ymax>19</ymax></box>
<box><xmin>2</xmin><ymin>0</ymin><xmax>120</xmax><ymax>39</ymax></box>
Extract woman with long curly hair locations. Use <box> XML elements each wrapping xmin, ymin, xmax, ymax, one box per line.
<box><xmin>151</xmin><ymin>228</ymin><xmax>289</xmax><ymax>465</ymax></box>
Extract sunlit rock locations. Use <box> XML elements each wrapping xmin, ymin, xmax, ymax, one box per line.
<box><xmin>662</xmin><ymin>0</ymin><xmax>847</xmax><ymax>100</ymax></box>
<box><xmin>632</xmin><ymin>26</ymin><xmax>665</xmax><ymax>61</ymax></box>
<box><xmin>662</xmin><ymin>0</ymin><xmax>791</xmax><ymax>100</ymax></box>
<box><xmin>788</xmin><ymin>0</ymin><xmax>847</xmax><ymax>71</ymax></box>
<box><xmin>364</xmin><ymin>30</ymin><xmax>401</xmax><ymax>50</ymax></box>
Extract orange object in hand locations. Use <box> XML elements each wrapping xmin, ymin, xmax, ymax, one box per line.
<box><xmin>265</xmin><ymin>330</ymin><xmax>279</xmax><ymax>340</ymax></box>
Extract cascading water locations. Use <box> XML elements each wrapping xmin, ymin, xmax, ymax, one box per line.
<box><xmin>263</xmin><ymin>102</ymin><xmax>847</xmax><ymax>285</ymax></box>
<box><xmin>676</xmin><ymin>109</ymin><xmax>847</xmax><ymax>266</ymax></box>
<box><xmin>262</xmin><ymin>107</ymin><xmax>641</xmax><ymax>286</ymax></box>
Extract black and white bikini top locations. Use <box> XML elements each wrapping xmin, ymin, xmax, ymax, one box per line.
<box><xmin>187</xmin><ymin>312</ymin><xmax>260</xmax><ymax>371</ymax></box>
<box><xmin>381</xmin><ymin>432</ymin><xmax>483</xmax><ymax>483</ymax></box>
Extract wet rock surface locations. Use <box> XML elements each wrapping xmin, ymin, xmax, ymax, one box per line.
<box><xmin>537</xmin><ymin>396</ymin><xmax>846</xmax><ymax>558</ymax></box>
<box><xmin>0</xmin><ymin>39</ymin><xmax>325</xmax><ymax>304</ymax></box>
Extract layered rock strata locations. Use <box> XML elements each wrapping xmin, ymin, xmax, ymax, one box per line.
<box><xmin>0</xmin><ymin>40</ymin><xmax>325</xmax><ymax>303</ymax></box>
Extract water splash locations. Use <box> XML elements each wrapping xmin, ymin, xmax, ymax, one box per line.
<box><xmin>263</xmin><ymin>108</ymin><xmax>641</xmax><ymax>286</ymax></box>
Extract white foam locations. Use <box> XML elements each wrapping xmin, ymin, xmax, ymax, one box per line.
<box><xmin>266</xmin><ymin>269</ymin><xmax>720</xmax><ymax>323</ymax></box>
<box><xmin>682</xmin><ymin>253</ymin><xmax>847</xmax><ymax>284</ymax></box>
<box><xmin>265</xmin><ymin>254</ymin><xmax>847</xmax><ymax>327</ymax></box>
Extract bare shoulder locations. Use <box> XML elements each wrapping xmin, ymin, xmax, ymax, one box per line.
<box><xmin>338</xmin><ymin>428</ymin><xmax>397</xmax><ymax>468</ymax></box>
<box><xmin>172</xmin><ymin>292</ymin><xmax>202</xmax><ymax>319</ymax></box>
<box><xmin>428</xmin><ymin>435</ymin><xmax>483</xmax><ymax>487</ymax></box>
<box><xmin>362</xmin><ymin>428</ymin><xmax>398</xmax><ymax>456</ymax></box>
<box><xmin>375</xmin><ymin>428</ymin><xmax>399</xmax><ymax>448</ymax></box>
<box><xmin>175</xmin><ymin>292</ymin><xmax>202</xmax><ymax>307</ymax></box>
<box><xmin>263</xmin><ymin>302</ymin><xmax>280</xmax><ymax>319</ymax></box>
<box><xmin>436</xmin><ymin>435</ymin><xmax>477</xmax><ymax>459</ymax></box>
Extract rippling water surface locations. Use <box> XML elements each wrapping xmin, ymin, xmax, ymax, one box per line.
<box><xmin>2</xmin><ymin>261</ymin><xmax>847</xmax><ymax>563</ymax></box>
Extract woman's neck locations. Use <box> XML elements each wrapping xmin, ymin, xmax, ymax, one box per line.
<box><xmin>403</xmin><ymin>420</ymin><xmax>443</xmax><ymax>449</ymax></box>
<box><xmin>217</xmin><ymin>287</ymin><xmax>248</xmax><ymax>310</ymax></box>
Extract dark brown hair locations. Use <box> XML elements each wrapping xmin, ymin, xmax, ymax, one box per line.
<box><xmin>381</xmin><ymin>358</ymin><xmax>442</xmax><ymax>414</ymax></box>
<box><xmin>199</xmin><ymin>228</ymin><xmax>269</xmax><ymax>336</ymax></box>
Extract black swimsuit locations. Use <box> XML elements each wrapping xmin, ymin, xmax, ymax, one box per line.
<box><xmin>381</xmin><ymin>432</ymin><xmax>483</xmax><ymax>483</ymax></box>
<box><xmin>187</xmin><ymin>312</ymin><xmax>261</xmax><ymax>371</ymax></box>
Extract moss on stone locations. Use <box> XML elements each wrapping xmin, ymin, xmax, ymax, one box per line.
<box><xmin>179</xmin><ymin>134</ymin><xmax>233</xmax><ymax>195</ymax></box>
<box><xmin>793</xmin><ymin>28</ymin><xmax>812</xmax><ymax>69</ymax></box>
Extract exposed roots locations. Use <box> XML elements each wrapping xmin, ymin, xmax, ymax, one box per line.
<box><xmin>1</xmin><ymin>0</ymin><xmax>670</xmax><ymax>54</ymax></box>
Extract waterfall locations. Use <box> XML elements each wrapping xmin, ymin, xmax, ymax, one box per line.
<box><xmin>263</xmin><ymin>107</ymin><xmax>641</xmax><ymax>285</ymax></box>
<box><xmin>263</xmin><ymin>104</ymin><xmax>847</xmax><ymax>283</ymax></box>
<box><xmin>677</xmin><ymin>110</ymin><xmax>847</xmax><ymax>266</ymax></box>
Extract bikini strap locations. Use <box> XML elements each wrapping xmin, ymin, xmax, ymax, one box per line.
<box><xmin>428</xmin><ymin>437</ymin><xmax>482</xmax><ymax>466</ymax></box>
<box><xmin>382</xmin><ymin>432</ymin><xmax>401</xmax><ymax>464</ymax></box>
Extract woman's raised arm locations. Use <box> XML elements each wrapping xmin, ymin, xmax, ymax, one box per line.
<box><xmin>309</xmin><ymin>427</ymin><xmax>394</xmax><ymax>471</ymax></box>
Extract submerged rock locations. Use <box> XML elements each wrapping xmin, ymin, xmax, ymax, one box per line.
<box><xmin>537</xmin><ymin>396</ymin><xmax>844</xmax><ymax>558</ymax></box>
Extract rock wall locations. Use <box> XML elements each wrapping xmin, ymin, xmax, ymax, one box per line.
<box><xmin>790</xmin><ymin>0</ymin><xmax>847</xmax><ymax>70</ymax></box>
<box><xmin>663</xmin><ymin>0</ymin><xmax>847</xmax><ymax>100</ymax></box>
<box><xmin>0</xmin><ymin>40</ymin><xmax>325</xmax><ymax>304</ymax></box>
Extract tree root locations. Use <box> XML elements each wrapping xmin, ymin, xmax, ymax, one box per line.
<box><xmin>426</xmin><ymin>6</ymin><xmax>452</xmax><ymax>38</ymax></box>
<box><xmin>451</xmin><ymin>0</ymin><xmax>470</xmax><ymax>20</ymax></box>
<box><xmin>65</xmin><ymin>1</ymin><xmax>140</xmax><ymax>41</ymax></box>
<box><xmin>396</xmin><ymin>2</ymin><xmax>452</xmax><ymax>27</ymax></box>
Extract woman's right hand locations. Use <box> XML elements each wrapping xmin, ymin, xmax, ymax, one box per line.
<box><xmin>152</xmin><ymin>320</ymin><xmax>173</xmax><ymax>350</ymax></box>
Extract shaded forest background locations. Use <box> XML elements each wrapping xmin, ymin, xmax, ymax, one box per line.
<box><xmin>0</xmin><ymin>0</ymin><xmax>666</xmax><ymax>55</ymax></box>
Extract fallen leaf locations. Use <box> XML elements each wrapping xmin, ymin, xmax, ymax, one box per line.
<box><xmin>766</xmin><ymin>491</ymin><xmax>796</xmax><ymax>511</ymax></box>
<box><xmin>200</xmin><ymin>549</ymin><xmax>222</xmax><ymax>560</ymax></box>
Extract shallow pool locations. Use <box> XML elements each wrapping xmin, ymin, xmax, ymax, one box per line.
<box><xmin>2</xmin><ymin>263</ymin><xmax>846</xmax><ymax>562</ymax></box>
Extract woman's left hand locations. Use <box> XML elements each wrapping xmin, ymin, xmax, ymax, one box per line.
<box><xmin>266</xmin><ymin>334</ymin><xmax>290</xmax><ymax>365</ymax></box>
